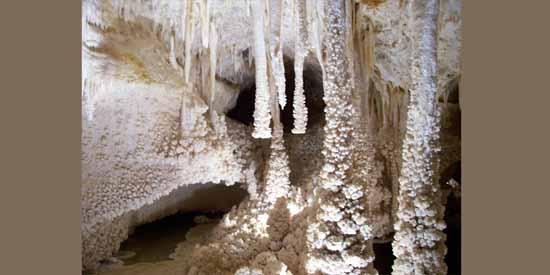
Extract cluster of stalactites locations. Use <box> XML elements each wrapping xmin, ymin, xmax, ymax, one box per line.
<box><xmin>179</xmin><ymin>0</ymin><xmax>222</xmax><ymax>131</ymax></box>
<box><xmin>391</xmin><ymin>0</ymin><xmax>448</xmax><ymax>274</ymax></box>
<box><xmin>249</xmin><ymin>0</ymin><xmax>328</xmax><ymax>139</ymax></box>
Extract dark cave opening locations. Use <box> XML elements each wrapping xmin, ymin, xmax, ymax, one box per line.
<box><xmin>440</xmin><ymin>76</ymin><xmax>460</xmax><ymax>104</ymax></box>
<box><xmin>113</xmin><ymin>183</ymin><xmax>248</xmax><ymax>266</ymax></box>
<box><xmin>373</xmin><ymin>214</ymin><xmax>460</xmax><ymax>275</ymax></box>
<box><xmin>441</xmin><ymin>161</ymin><xmax>462</xmax><ymax>274</ymax></box>
<box><xmin>444</xmin><ymin>194</ymin><xmax>461</xmax><ymax>275</ymax></box>
<box><xmin>373</xmin><ymin>241</ymin><xmax>395</xmax><ymax>275</ymax></box>
<box><xmin>116</xmin><ymin>212</ymin><xmax>210</xmax><ymax>265</ymax></box>
<box><xmin>226</xmin><ymin>82</ymin><xmax>256</xmax><ymax>125</ymax></box>
<box><xmin>444</xmin><ymin>181</ymin><xmax>461</xmax><ymax>273</ymax></box>
<box><xmin>227</xmin><ymin>59</ymin><xmax>325</xmax><ymax>133</ymax></box>
<box><xmin>372</xmin><ymin>161</ymin><xmax>462</xmax><ymax>274</ymax></box>
<box><xmin>441</xmin><ymin>161</ymin><xmax>462</xmax><ymax>184</ymax></box>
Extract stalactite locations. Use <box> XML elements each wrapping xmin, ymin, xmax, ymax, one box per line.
<box><xmin>291</xmin><ymin>54</ymin><xmax>307</xmax><ymax>134</ymax></box>
<box><xmin>391</xmin><ymin>0</ymin><xmax>447</xmax><ymax>274</ymax></box>
<box><xmin>199</xmin><ymin>0</ymin><xmax>210</xmax><ymax>49</ymax></box>
<box><xmin>363</xmin><ymin>19</ymin><xmax>376</xmax><ymax>126</ymax></box>
<box><xmin>200</xmin><ymin>51</ymin><xmax>209</xmax><ymax>108</ymax></box>
<box><xmin>352</xmin><ymin>7</ymin><xmax>370</xmax><ymax>122</ymax></box>
<box><xmin>232</xmin><ymin>45</ymin><xmax>238</xmax><ymax>75</ymax></box>
<box><xmin>269</xmin><ymin>0</ymin><xmax>287</xmax><ymax>110</ymax></box>
<box><xmin>208</xmin><ymin>20</ymin><xmax>217</xmax><ymax>121</ymax></box>
<box><xmin>270</xmin><ymin>68</ymin><xmax>282</xmax><ymax>133</ymax></box>
<box><xmin>272</xmin><ymin>56</ymin><xmax>286</xmax><ymax>109</ymax></box>
<box><xmin>350</xmin><ymin>4</ymin><xmax>378</xmax><ymax>129</ymax></box>
<box><xmin>169</xmin><ymin>30</ymin><xmax>178</xmax><ymax>71</ymax></box>
<box><xmin>345</xmin><ymin>0</ymin><xmax>356</xmax><ymax>90</ymax></box>
<box><xmin>251</xmin><ymin>0</ymin><xmax>272</xmax><ymax>139</ymax></box>
<box><xmin>306</xmin><ymin>1</ymin><xmax>375</xmax><ymax>274</ymax></box>
<box><xmin>183</xmin><ymin>0</ymin><xmax>195</xmax><ymax>83</ymax></box>
<box><xmin>365</xmin><ymin>20</ymin><xmax>375</xmax><ymax>83</ymax></box>
<box><xmin>181</xmin><ymin>0</ymin><xmax>187</xmax><ymax>41</ymax></box>
<box><xmin>309</xmin><ymin>0</ymin><xmax>326</xmax><ymax>72</ymax></box>
<box><xmin>246</xmin><ymin>0</ymin><xmax>252</xmax><ymax>17</ymax></box>
<box><xmin>219</xmin><ymin>47</ymin><xmax>225</xmax><ymax>78</ymax></box>
<box><xmin>82</xmin><ymin>78</ymin><xmax>96</xmax><ymax>122</ymax></box>
<box><xmin>381</xmin><ymin>84</ymin><xmax>389</xmax><ymax>128</ymax></box>
<box><xmin>291</xmin><ymin>0</ymin><xmax>308</xmax><ymax>134</ymax></box>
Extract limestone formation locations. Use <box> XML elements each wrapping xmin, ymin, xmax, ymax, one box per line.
<box><xmin>82</xmin><ymin>0</ymin><xmax>462</xmax><ymax>274</ymax></box>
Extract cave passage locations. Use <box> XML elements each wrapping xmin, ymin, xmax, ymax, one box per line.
<box><xmin>116</xmin><ymin>212</ymin><xmax>208</xmax><ymax>265</ymax></box>
<box><xmin>227</xmin><ymin>59</ymin><xmax>325</xmax><ymax>133</ymax></box>
<box><xmin>114</xmin><ymin>183</ymin><xmax>249</xmax><ymax>266</ymax></box>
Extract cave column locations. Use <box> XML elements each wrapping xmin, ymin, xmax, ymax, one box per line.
<box><xmin>306</xmin><ymin>1</ymin><xmax>376</xmax><ymax>274</ymax></box>
<box><xmin>391</xmin><ymin>0</ymin><xmax>447</xmax><ymax>274</ymax></box>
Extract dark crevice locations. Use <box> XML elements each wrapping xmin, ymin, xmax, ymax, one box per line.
<box><xmin>373</xmin><ymin>241</ymin><xmax>395</xmax><ymax>275</ymax></box>
<box><xmin>117</xmin><ymin>212</ymin><xmax>205</xmax><ymax>265</ymax></box>
<box><xmin>444</xmin><ymin>200</ymin><xmax>461</xmax><ymax>275</ymax></box>
<box><xmin>113</xmin><ymin>184</ymin><xmax>248</xmax><ymax>266</ymax></box>
<box><xmin>227</xmin><ymin>82</ymin><xmax>255</xmax><ymax>125</ymax></box>
<box><xmin>439</xmin><ymin>161</ymin><xmax>461</xmax><ymax>274</ymax></box>
<box><xmin>441</xmin><ymin>161</ymin><xmax>461</xmax><ymax>185</ymax></box>
<box><xmin>279</xmin><ymin>59</ymin><xmax>325</xmax><ymax>132</ymax></box>
<box><xmin>444</xmin><ymin>179</ymin><xmax>461</xmax><ymax>275</ymax></box>
<box><xmin>439</xmin><ymin>76</ymin><xmax>460</xmax><ymax>104</ymax></box>
<box><xmin>227</xmin><ymin>58</ymin><xmax>325</xmax><ymax>133</ymax></box>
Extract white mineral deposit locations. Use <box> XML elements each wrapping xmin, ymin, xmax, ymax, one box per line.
<box><xmin>82</xmin><ymin>1</ymin><xmax>462</xmax><ymax>274</ymax></box>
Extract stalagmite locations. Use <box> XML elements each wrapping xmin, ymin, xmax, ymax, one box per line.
<box><xmin>251</xmin><ymin>0</ymin><xmax>272</xmax><ymax>139</ymax></box>
<box><xmin>391</xmin><ymin>0</ymin><xmax>447</xmax><ymax>274</ymax></box>
<box><xmin>200</xmin><ymin>0</ymin><xmax>211</xmax><ymax>49</ymax></box>
<box><xmin>291</xmin><ymin>0</ymin><xmax>308</xmax><ymax>134</ymax></box>
<box><xmin>261</xmin><ymin>61</ymin><xmax>290</xmax><ymax>207</ymax></box>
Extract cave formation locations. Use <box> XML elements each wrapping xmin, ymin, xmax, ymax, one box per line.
<box><xmin>228</xmin><ymin>58</ymin><xmax>325</xmax><ymax>132</ymax></box>
<box><xmin>82</xmin><ymin>0</ymin><xmax>462</xmax><ymax>274</ymax></box>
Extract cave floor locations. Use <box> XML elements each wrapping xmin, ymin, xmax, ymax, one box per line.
<box><xmin>91</xmin><ymin>213</ymin><xmax>221</xmax><ymax>275</ymax></box>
